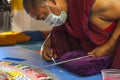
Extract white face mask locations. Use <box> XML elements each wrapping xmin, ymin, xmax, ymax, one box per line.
<box><xmin>44</xmin><ymin>11</ymin><xmax>67</xmax><ymax>26</ymax></box>
<box><xmin>44</xmin><ymin>2</ymin><xmax>68</xmax><ymax>26</ymax></box>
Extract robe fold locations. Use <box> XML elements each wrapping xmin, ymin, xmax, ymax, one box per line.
<box><xmin>50</xmin><ymin>0</ymin><xmax>120</xmax><ymax>76</ymax></box>
<box><xmin>111</xmin><ymin>36</ymin><xmax>120</xmax><ymax>69</ymax></box>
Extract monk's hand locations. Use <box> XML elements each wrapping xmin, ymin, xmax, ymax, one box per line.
<box><xmin>41</xmin><ymin>44</ymin><xmax>57</xmax><ymax>62</ymax></box>
<box><xmin>88</xmin><ymin>43</ymin><xmax>113</xmax><ymax>58</ymax></box>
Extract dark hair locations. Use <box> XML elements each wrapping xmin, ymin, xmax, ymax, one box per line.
<box><xmin>23</xmin><ymin>0</ymin><xmax>46</xmax><ymax>14</ymax></box>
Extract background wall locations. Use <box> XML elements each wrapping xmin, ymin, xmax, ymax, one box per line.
<box><xmin>11</xmin><ymin>0</ymin><xmax>52</xmax><ymax>31</ymax></box>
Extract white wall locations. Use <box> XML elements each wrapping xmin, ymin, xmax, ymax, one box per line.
<box><xmin>11</xmin><ymin>11</ymin><xmax>52</xmax><ymax>31</ymax></box>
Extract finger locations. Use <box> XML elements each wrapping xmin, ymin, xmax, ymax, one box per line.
<box><xmin>88</xmin><ymin>54</ymin><xmax>95</xmax><ymax>57</ymax></box>
<box><xmin>46</xmin><ymin>52</ymin><xmax>53</xmax><ymax>58</ymax></box>
<box><xmin>43</xmin><ymin>48</ymin><xmax>51</xmax><ymax>57</ymax></box>
<box><xmin>50</xmin><ymin>48</ymin><xmax>57</xmax><ymax>58</ymax></box>
<box><xmin>88</xmin><ymin>51</ymin><xmax>94</xmax><ymax>55</ymax></box>
<box><xmin>88</xmin><ymin>51</ymin><xmax>96</xmax><ymax>58</ymax></box>
<box><xmin>50</xmin><ymin>48</ymin><xmax>55</xmax><ymax>57</ymax></box>
<box><xmin>42</xmin><ymin>52</ymin><xmax>52</xmax><ymax>61</ymax></box>
<box><xmin>43</xmin><ymin>55</ymin><xmax>52</xmax><ymax>61</ymax></box>
<box><xmin>88</xmin><ymin>54</ymin><xmax>95</xmax><ymax>58</ymax></box>
<box><xmin>50</xmin><ymin>49</ymin><xmax>53</xmax><ymax>53</ymax></box>
<box><xmin>88</xmin><ymin>48</ymin><xmax>96</xmax><ymax>54</ymax></box>
<box><xmin>53</xmin><ymin>54</ymin><xmax>57</xmax><ymax>59</ymax></box>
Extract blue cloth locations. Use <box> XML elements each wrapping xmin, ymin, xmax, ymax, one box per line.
<box><xmin>0</xmin><ymin>46</ymin><xmax>102</xmax><ymax>80</ymax></box>
<box><xmin>24</xmin><ymin>31</ymin><xmax>45</xmax><ymax>41</ymax></box>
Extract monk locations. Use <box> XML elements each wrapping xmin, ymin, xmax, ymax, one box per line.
<box><xmin>23</xmin><ymin>0</ymin><xmax>120</xmax><ymax>76</ymax></box>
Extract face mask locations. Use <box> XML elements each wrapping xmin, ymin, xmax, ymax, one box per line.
<box><xmin>44</xmin><ymin>2</ymin><xmax>68</xmax><ymax>26</ymax></box>
<box><xmin>44</xmin><ymin>11</ymin><xmax>67</xmax><ymax>26</ymax></box>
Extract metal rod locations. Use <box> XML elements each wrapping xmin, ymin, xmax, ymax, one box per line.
<box><xmin>43</xmin><ymin>55</ymin><xmax>92</xmax><ymax>68</ymax></box>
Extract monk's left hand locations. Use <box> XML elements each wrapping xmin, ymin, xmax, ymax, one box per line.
<box><xmin>88</xmin><ymin>43</ymin><xmax>113</xmax><ymax>57</ymax></box>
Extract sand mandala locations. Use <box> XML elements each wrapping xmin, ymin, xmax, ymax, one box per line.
<box><xmin>0</xmin><ymin>61</ymin><xmax>58</xmax><ymax>80</ymax></box>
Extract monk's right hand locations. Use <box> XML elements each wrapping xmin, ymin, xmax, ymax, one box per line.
<box><xmin>41</xmin><ymin>44</ymin><xmax>53</xmax><ymax>61</ymax></box>
<box><xmin>41</xmin><ymin>34</ymin><xmax>57</xmax><ymax>61</ymax></box>
<box><xmin>41</xmin><ymin>44</ymin><xmax>57</xmax><ymax>62</ymax></box>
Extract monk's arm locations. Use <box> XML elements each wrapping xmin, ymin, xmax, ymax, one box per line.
<box><xmin>106</xmin><ymin>20</ymin><xmax>120</xmax><ymax>50</ymax></box>
<box><xmin>88</xmin><ymin>20</ymin><xmax>120</xmax><ymax>57</ymax></box>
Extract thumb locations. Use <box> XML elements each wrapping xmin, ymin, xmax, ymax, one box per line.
<box><xmin>87</xmin><ymin>51</ymin><xmax>95</xmax><ymax>57</ymax></box>
<box><xmin>88</xmin><ymin>48</ymin><xmax>96</xmax><ymax>55</ymax></box>
<box><xmin>88</xmin><ymin>51</ymin><xmax>93</xmax><ymax>55</ymax></box>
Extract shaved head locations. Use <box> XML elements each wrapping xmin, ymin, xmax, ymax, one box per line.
<box><xmin>23</xmin><ymin>0</ymin><xmax>47</xmax><ymax>13</ymax></box>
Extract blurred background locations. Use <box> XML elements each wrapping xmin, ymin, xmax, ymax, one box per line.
<box><xmin>0</xmin><ymin>0</ymin><xmax>51</xmax><ymax>32</ymax></box>
<box><xmin>0</xmin><ymin>0</ymin><xmax>11</xmax><ymax>32</ymax></box>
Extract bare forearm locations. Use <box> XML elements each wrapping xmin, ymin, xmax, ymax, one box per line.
<box><xmin>107</xmin><ymin>20</ymin><xmax>120</xmax><ymax>47</ymax></box>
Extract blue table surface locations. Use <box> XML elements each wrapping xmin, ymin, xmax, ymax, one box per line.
<box><xmin>0</xmin><ymin>46</ymin><xmax>102</xmax><ymax>80</ymax></box>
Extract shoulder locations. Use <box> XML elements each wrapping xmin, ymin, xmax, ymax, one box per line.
<box><xmin>92</xmin><ymin>0</ymin><xmax>112</xmax><ymax>13</ymax></box>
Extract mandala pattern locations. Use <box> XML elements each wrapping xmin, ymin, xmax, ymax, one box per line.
<box><xmin>0</xmin><ymin>61</ymin><xmax>58</xmax><ymax>80</ymax></box>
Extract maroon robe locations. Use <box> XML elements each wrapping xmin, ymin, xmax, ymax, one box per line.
<box><xmin>50</xmin><ymin>0</ymin><xmax>120</xmax><ymax>76</ymax></box>
<box><xmin>111</xmin><ymin>36</ymin><xmax>120</xmax><ymax>69</ymax></box>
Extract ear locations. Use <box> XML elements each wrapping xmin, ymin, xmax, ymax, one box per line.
<box><xmin>46</xmin><ymin>0</ymin><xmax>57</xmax><ymax>5</ymax></box>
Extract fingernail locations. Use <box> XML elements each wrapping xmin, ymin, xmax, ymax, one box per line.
<box><xmin>50</xmin><ymin>49</ymin><xmax>53</xmax><ymax>53</ymax></box>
